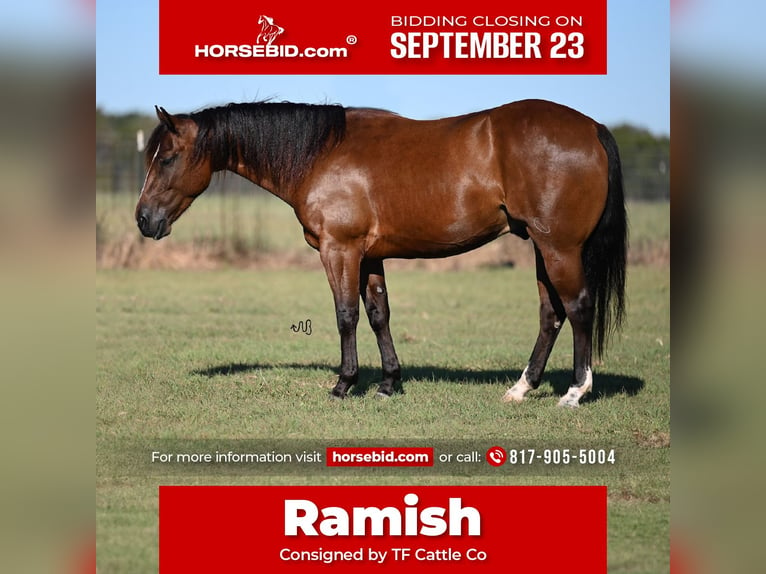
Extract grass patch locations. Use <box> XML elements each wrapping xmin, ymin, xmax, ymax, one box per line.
<box><xmin>97</xmin><ymin>266</ymin><xmax>669</xmax><ymax>571</ymax></box>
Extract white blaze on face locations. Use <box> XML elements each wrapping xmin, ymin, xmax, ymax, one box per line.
<box><xmin>139</xmin><ymin>144</ymin><xmax>161</xmax><ymax>200</ymax></box>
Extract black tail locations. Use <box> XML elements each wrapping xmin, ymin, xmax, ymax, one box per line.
<box><xmin>584</xmin><ymin>124</ymin><xmax>628</xmax><ymax>358</ymax></box>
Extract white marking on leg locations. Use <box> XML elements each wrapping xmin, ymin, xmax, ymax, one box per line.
<box><xmin>503</xmin><ymin>366</ymin><xmax>533</xmax><ymax>403</ymax></box>
<box><xmin>557</xmin><ymin>367</ymin><xmax>593</xmax><ymax>408</ymax></box>
<box><xmin>582</xmin><ymin>367</ymin><xmax>593</xmax><ymax>394</ymax></box>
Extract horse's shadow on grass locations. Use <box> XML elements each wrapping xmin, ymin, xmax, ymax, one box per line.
<box><xmin>192</xmin><ymin>362</ymin><xmax>644</xmax><ymax>403</ymax></box>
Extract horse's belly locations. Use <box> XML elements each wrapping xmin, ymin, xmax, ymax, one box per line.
<box><xmin>367</xmin><ymin>212</ymin><xmax>510</xmax><ymax>259</ymax></box>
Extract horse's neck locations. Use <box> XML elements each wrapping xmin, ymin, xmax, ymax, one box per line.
<box><xmin>229</xmin><ymin>163</ymin><xmax>294</xmax><ymax>207</ymax></box>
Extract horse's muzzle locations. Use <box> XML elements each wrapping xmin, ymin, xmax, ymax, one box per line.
<box><xmin>136</xmin><ymin>207</ymin><xmax>170</xmax><ymax>240</ymax></box>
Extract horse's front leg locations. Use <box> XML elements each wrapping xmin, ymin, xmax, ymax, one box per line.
<box><xmin>360</xmin><ymin>258</ymin><xmax>402</xmax><ymax>397</ymax></box>
<box><xmin>320</xmin><ymin>242</ymin><xmax>363</xmax><ymax>399</ymax></box>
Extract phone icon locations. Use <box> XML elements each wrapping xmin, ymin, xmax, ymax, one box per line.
<box><xmin>486</xmin><ymin>446</ymin><xmax>506</xmax><ymax>467</ymax></box>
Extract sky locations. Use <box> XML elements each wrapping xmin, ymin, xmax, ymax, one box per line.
<box><xmin>3</xmin><ymin>1</ymin><xmax>764</xmax><ymax>137</ymax></box>
<box><xmin>93</xmin><ymin>1</ymin><xmax>671</xmax><ymax>135</ymax></box>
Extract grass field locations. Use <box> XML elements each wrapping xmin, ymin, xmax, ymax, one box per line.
<box><xmin>97</xmin><ymin>264</ymin><xmax>669</xmax><ymax>572</ymax></box>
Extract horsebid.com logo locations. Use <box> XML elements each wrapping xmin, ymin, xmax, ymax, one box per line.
<box><xmin>194</xmin><ymin>14</ymin><xmax>352</xmax><ymax>59</ymax></box>
<box><xmin>256</xmin><ymin>15</ymin><xmax>284</xmax><ymax>46</ymax></box>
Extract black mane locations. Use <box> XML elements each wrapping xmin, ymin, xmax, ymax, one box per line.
<box><xmin>148</xmin><ymin>101</ymin><xmax>347</xmax><ymax>190</ymax></box>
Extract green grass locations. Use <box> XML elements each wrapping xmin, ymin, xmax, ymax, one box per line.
<box><xmin>97</xmin><ymin>266</ymin><xmax>669</xmax><ymax>572</ymax></box>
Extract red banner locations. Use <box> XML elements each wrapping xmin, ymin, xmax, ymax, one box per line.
<box><xmin>159</xmin><ymin>485</ymin><xmax>606</xmax><ymax>573</ymax></box>
<box><xmin>159</xmin><ymin>0</ymin><xmax>607</xmax><ymax>75</ymax></box>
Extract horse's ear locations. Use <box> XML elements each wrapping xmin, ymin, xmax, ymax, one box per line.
<box><xmin>155</xmin><ymin>105</ymin><xmax>179</xmax><ymax>134</ymax></box>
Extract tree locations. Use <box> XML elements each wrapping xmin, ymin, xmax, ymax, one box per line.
<box><xmin>611</xmin><ymin>124</ymin><xmax>670</xmax><ymax>201</ymax></box>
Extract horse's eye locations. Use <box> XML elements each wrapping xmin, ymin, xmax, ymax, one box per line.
<box><xmin>159</xmin><ymin>155</ymin><xmax>177</xmax><ymax>167</ymax></box>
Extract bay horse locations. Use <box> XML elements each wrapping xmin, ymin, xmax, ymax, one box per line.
<box><xmin>136</xmin><ymin>100</ymin><xmax>626</xmax><ymax>407</ymax></box>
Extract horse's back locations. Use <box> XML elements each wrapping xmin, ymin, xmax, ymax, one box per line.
<box><xmin>298</xmin><ymin>100</ymin><xmax>609</xmax><ymax>259</ymax></box>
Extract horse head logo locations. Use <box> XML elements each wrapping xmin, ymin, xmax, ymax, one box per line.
<box><xmin>257</xmin><ymin>15</ymin><xmax>285</xmax><ymax>46</ymax></box>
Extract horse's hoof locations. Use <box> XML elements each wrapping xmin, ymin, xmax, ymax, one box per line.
<box><xmin>329</xmin><ymin>390</ymin><xmax>346</xmax><ymax>401</ymax></box>
<box><xmin>503</xmin><ymin>381</ymin><xmax>533</xmax><ymax>403</ymax></box>
<box><xmin>503</xmin><ymin>375</ymin><xmax>533</xmax><ymax>403</ymax></box>
<box><xmin>557</xmin><ymin>395</ymin><xmax>581</xmax><ymax>408</ymax></box>
<box><xmin>502</xmin><ymin>388</ymin><xmax>526</xmax><ymax>403</ymax></box>
<box><xmin>377</xmin><ymin>382</ymin><xmax>403</xmax><ymax>397</ymax></box>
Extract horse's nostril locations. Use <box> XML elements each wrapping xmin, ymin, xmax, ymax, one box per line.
<box><xmin>138</xmin><ymin>215</ymin><xmax>148</xmax><ymax>231</ymax></box>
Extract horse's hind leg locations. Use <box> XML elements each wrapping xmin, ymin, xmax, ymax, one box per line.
<box><xmin>503</xmin><ymin>244</ymin><xmax>566</xmax><ymax>402</ymax></box>
<box><xmin>360</xmin><ymin>259</ymin><xmax>402</xmax><ymax>397</ymax></box>
<box><xmin>540</xmin><ymin>246</ymin><xmax>595</xmax><ymax>408</ymax></box>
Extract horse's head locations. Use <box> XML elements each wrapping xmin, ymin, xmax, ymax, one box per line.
<box><xmin>135</xmin><ymin>106</ymin><xmax>213</xmax><ymax>239</ymax></box>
